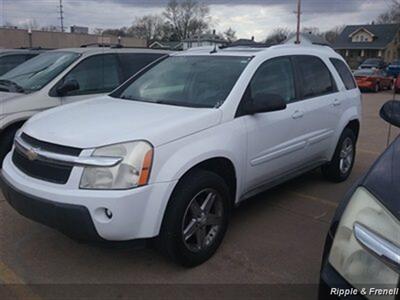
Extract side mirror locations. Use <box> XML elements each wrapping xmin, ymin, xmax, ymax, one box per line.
<box><xmin>57</xmin><ymin>79</ymin><xmax>80</xmax><ymax>96</ymax></box>
<box><xmin>380</xmin><ymin>100</ymin><xmax>400</xmax><ymax>128</ymax></box>
<box><xmin>244</xmin><ymin>93</ymin><xmax>287</xmax><ymax>115</ymax></box>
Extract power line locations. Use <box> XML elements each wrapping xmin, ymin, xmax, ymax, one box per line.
<box><xmin>58</xmin><ymin>0</ymin><xmax>64</xmax><ymax>32</ymax></box>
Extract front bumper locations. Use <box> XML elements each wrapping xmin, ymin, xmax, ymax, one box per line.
<box><xmin>0</xmin><ymin>173</ymin><xmax>103</xmax><ymax>241</ymax></box>
<box><xmin>1</xmin><ymin>153</ymin><xmax>177</xmax><ymax>241</ymax></box>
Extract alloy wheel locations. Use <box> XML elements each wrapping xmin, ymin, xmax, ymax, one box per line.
<box><xmin>182</xmin><ymin>188</ymin><xmax>224</xmax><ymax>253</ymax></box>
<box><xmin>339</xmin><ymin>137</ymin><xmax>354</xmax><ymax>175</ymax></box>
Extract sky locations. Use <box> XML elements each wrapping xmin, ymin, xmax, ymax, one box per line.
<box><xmin>0</xmin><ymin>0</ymin><xmax>392</xmax><ymax>41</ymax></box>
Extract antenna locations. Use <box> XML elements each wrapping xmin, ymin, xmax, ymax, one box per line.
<box><xmin>295</xmin><ymin>0</ymin><xmax>302</xmax><ymax>44</ymax></box>
<box><xmin>59</xmin><ymin>0</ymin><xmax>65</xmax><ymax>32</ymax></box>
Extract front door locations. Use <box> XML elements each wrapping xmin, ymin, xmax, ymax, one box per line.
<box><xmin>59</xmin><ymin>54</ymin><xmax>121</xmax><ymax>105</ymax></box>
<box><xmin>243</xmin><ymin>56</ymin><xmax>309</xmax><ymax>192</ymax></box>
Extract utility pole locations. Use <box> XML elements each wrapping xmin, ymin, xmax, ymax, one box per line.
<box><xmin>295</xmin><ymin>0</ymin><xmax>301</xmax><ymax>44</ymax></box>
<box><xmin>59</xmin><ymin>0</ymin><xmax>65</xmax><ymax>32</ymax></box>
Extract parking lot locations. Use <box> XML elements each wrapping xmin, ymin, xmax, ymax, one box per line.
<box><xmin>0</xmin><ymin>91</ymin><xmax>399</xmax><ymax>298</ymax></box>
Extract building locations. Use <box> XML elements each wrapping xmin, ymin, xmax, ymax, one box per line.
<box><xmin>0</xmin><ymin>27</ymin><xmax>146</xmax><ymax>49</ymax></box>
<box><xmin>70</xmin><ymin>26</ymin><xmax>89</xmax><ymax>34</ymax></box>
<box><xmin>333</xmin><ymin>24</ymin><xmax>400</xmax><ymax>69</ymax></box>
<box><xmin>148</xmin><ymin>41</ymin><xmax>183</xmax><ymax>51</ymax></box>
<box><xmin>285</xmin><ymin>32</ymin><xmax>331</xmax><ymax>47</ymax></box>
<box><xmin>182</xmin><ymin>31</ymin><xmax>228</xmax><ymax>50</ymax></box>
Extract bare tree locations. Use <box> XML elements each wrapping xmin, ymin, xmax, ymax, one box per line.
<box><xmin>163</xmin><ymin>0</ymin><xmax>210</xmax><ymax>40</ymax></box>
<box><xmin>323</xmin><ymin>25</ymin><xmax>344</xmax><ymax>44</ymax></box>
<box><xmin>128</xmin><ymin>15</ymin><xmax>164</xmax><ymax>46</ymax></box>
<box><xmin>376</xmin><ymin>0</ymin><xmax>400</xmax><ymax>23</ymax></box>
<box><xmin>265</xmin><ymin>27</ymin><xmax>292</xmax><ymax>44</ymax></box>
<box><xmin>302</xmin><ymin>26</ymin><xmax>320</xmax><ymax>35</ymax></box>
<box><xmin>224</xmin><ymin>27</ymin><xmax>237</xmax><ymax>42</ymax></box>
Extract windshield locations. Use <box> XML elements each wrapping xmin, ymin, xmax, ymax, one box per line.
<box><xmin>0</xmin><ymin>51</ymin><xmax>80</xmax><ymax>93</ymax></box>
<box><xmin>115</xmin><ymin>55</ymin><xmax>251</xmax><ymax>108</ymax></box>
<box><xmin>362</xmin><ymin>59</ymin><xmax>380</xmax><ymax>65</ymax></box>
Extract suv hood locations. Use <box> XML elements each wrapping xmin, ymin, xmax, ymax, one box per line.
<box><xmin>23</xmin><ymin>96</ymin><xmax>222</xmax><ymax>148</ymax></box>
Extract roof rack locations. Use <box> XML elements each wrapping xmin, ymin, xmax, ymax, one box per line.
<box><xmin>80</xmin><ymin>43</ymin><xmax>123</xmax><ymax>48</ymax></box>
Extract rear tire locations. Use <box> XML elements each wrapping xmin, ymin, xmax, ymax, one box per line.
<box><xmin>157</xmin><ymin>170</ymin><xmax>230</xmax><ymax>267</ymax></box>
<box><xmin>322</xmin><ymin>128</ymin><xmax>356</xmax><ymax>183</ymax></box>
<box><xmin>0</xmin><ymin>126</ymin><xmax>19</xmax><ymax>167</ymax></box>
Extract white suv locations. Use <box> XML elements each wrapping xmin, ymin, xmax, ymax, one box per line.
<box><xmin>0</xmin><ymin>47</ymin><xmax>169</xmax><ymax>163</ymax></box>
<box><xmin>1</xmin><ymin>44</ymin><xmax>361</xmax><ymax>267</ymax></box>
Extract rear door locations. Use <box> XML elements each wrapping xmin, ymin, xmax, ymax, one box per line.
<box><xmin>292</xmin><ymin>55</ymin><xmax>341</xmax><ymax>163</ymax></box>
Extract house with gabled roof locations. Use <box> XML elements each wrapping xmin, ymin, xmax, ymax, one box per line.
<box><xmin>333</xmin><ymin>24</ymin><xmax>400</xmax><ymax>68</ymax></box>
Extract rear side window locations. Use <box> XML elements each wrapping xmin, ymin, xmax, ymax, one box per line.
<box><xmin>118</xmin><ymin>53</ymin><xmax>165</xmax><ymax>81</ymax></box>
<box><xmin>294</xmin><ymin>55</ymin><xmax>336</xmax><ymax>99</ymax></box>
<box><xmin>330</xmin><ymin>58</ymin><xmax>357</xmax><ymax>90</ymax></box>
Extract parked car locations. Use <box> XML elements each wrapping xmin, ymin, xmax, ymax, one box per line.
<box><xmin>358</xmin><ymin>58</ymin><xmax>386</xmax><ymax>70</ymax></box>
<box><xmin>353</xmin><ymin>69</ymin><xmax>394</xmax><ymax>92</ymax></box>
<box><xmin>319</xmin><ymin>100</ymin><xmax>400</xmax><ymax>300</ymax></box>
<box><xmin>0</xmin><ymin>47</ymin><xmax>170</xmax><ymax>163</ymax></box>
<box><xmin>387</xmin><ymin>59</ymin><xmax>400</xmax><ymax>78</ymax></box>
<box><xmin>0</xmin><ymin>49</ymin><xmax>44</xmax><ymax>76</ymax></box>
<box><xmin>0</xmin><ymin>44</ymin><xmax>361</xmax><ymax>267</ymax></box>
<box><xmin>396</xmin><ymin>76</ymin><xmax>400</xmax><ymax>93</ymax></box>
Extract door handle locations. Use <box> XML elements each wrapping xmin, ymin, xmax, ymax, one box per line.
<box><xmin>292</xmin><ymin>110</ymin><xmax>303</xmax><ymax>119</ymax></box>
<box><xmin>333</xmin><ymin>99</ymin><xmax>342</xmax><ymax>107</ymax></box>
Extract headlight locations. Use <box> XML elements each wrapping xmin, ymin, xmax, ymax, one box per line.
<box><xmin>329</xmin><ymin>187</ymin><xmax>400</xmax><ymax>294</ymax></box>
<box><xmin>80</xmin><ymin>141</ymin><xmax>153</xmax><ymax>190</ymax></box>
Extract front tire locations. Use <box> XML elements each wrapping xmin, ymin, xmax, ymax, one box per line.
<box><xmin>322</xmin><ymin>128</ymin><xmax>356</xmax><ymax>183</ymax></box>
<box><xmin>0</xmin><ymin>126</ymin><xmax>19</xmax><ymax>167</ymax></box>
<box><xmin>157</xmin><ymin>170</ymin><xmax>230</xmax><ymax>267</ymax></box>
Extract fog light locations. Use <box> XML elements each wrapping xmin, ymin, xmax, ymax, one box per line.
<box><xmin>105</xmin><ymin>209</ymin><xmax>113</xmax><ymax>219</ymax></box>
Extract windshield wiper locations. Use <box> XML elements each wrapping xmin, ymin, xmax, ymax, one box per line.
<box><xmin>0</xmin><ymin>79</ymin><xmax>25</xmax><ymax>93</ymax></box>
<box><xmin>155</xmin><ymin>100</ymin><xmax>213</xmax><ymax>108</ymax></box>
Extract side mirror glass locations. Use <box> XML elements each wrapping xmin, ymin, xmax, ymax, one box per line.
<box><xmin>57</xmin><ymin>79</ymin><xmax>80</xmax><ymax>96</ymax></box>
<box><xmin>245</xmin><ymin>93</ymin><xmax>287</xmax><ymax>115</ymax></box>
<box><xmin>380</xmin><ymin>100</ymin><xmax>400</xmax><ymax>128</ymax></box>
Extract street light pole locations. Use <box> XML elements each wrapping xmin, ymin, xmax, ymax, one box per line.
<box><xmin>295</xmin><ymin>0</ymin><xmax>301</xmax><ymax>44</ymax></box>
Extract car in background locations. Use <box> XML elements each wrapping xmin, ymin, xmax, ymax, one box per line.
<box><xmin>387</xmin><ymin>60</ymin><xmax>400</xmax><ymax>78</ymax></box>
<box><xmin>353</xmin><ymin>69</ymin><xmax>394</xmax><ymax>92</ymax></box>
<box><xmin>0</xmin><ymin>44</ymin><xmax>361</xmax><ymax>266</ymax></box>
<box><xmin>0</xmin><ymin>49</ymin><xmax>44</xmax><ymax>76</ymax></box>
<box><xmin>358</xmin><ymin>58</ymin><xmax>386</xmax><ymax>70</ymax></box>
<box><xmin>319</xmin><ymin>100</ymin><xmax>400</xmax><ymax>300</ymax></box>
<box><xmin>395</xmin><ymin>76</ymin><xmax>400</xmax><ymax>93</ymax></box>
<box><xmin>0</xmin><ymin>47</ymin><xmax>170</xmax><ymax>163</ymax></box>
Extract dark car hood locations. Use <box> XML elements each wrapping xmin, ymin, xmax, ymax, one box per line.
<box><xmin>362</xmin><ymin>136</ymin><xmax>400</xmax><ymax>220</ymax></box>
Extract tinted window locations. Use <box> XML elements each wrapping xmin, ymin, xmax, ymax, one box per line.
<box><xmin>63</xmin><ymin>54</ymin><xmax>120</xmax><ymax>96</ymax></box>
<box><xmin>117</xmin><ymin>56</ymin><xmax>250</xmax><ymax>108</ymax></box>
<box><xmin>294</xmin><ymin>56</ymin><xmax>336</xmax><ymax>98</ymax></box>
<box><xmin>249</xmin><ymin>57</ymin><xmax>296</xmax><ymax>104</ymax></box>
<box><xmin>118</xmin><ymin>53</ymin><xmax>165</xmax><ymax>81</ymax></box>
<box><xmin>0</xmin><ymin>55</ymin><xmax>28</xmax><ymax>76</ymax></box>
<box><xmin>330</xmin><ymin>58</ymin><xmax>357</xmax><ymax>90</ymax></box>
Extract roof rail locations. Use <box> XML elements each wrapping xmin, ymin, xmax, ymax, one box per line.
<box><xmin>80</xmin><ymin>43</ymin><xmax>123</xmax><ymax>48</ymax></box>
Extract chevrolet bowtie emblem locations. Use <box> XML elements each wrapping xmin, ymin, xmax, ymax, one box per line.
<box><xmin>25</xmin><ymin>148</ymin><xmax>39</xmax><ymax>161</ymax></box>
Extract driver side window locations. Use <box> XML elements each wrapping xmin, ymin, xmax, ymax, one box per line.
<box><xmin>249</xmin><ymin>57</ymin><xmax>296</xmax><ymax>104</ymax></box>
<box><xmin>62</xmin><ymin>54</ymin><xmax>121</xmax><ymax>96</ymax></box>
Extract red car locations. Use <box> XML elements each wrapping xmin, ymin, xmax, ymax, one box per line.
<box><xmin>353</xmin><ymin>68</ymin><xmax>394</xmax><ymax>92</ymax></box>
<box><xmin>395</xmin><ymin>76</ymin><xmax>400</xmax><ymax>93</ymax></box>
